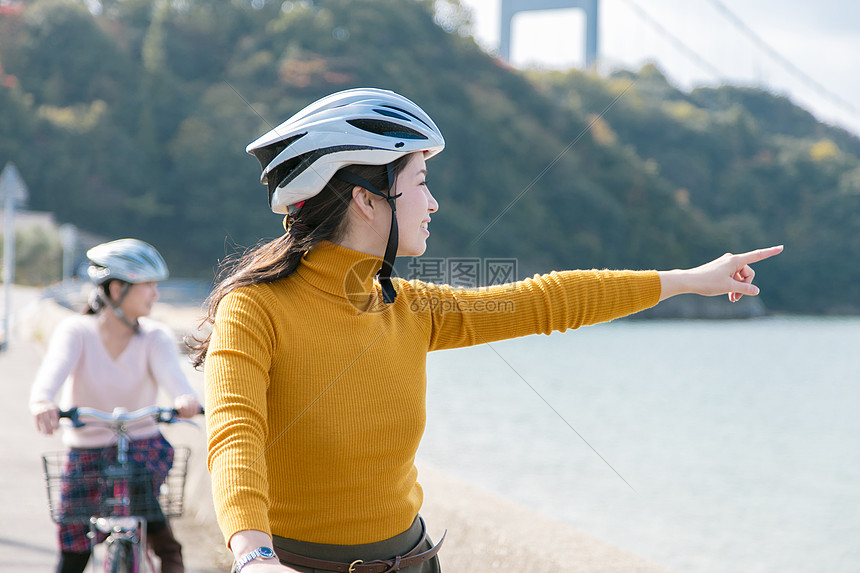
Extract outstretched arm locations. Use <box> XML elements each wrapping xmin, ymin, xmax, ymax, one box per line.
<box><xmin>658</xmin><ymin>245</ymin><xmax>784</xmax><ymax>302</ymax></box>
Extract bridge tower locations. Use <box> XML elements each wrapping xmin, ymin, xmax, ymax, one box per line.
<box><xmin>499</xmin><ymin>0</ymin><xmax>600</xmax><ymax>69</ymax></box>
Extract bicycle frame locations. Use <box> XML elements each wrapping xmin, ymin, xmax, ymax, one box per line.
<box><xmin>48</xmin><ymin>406</ymin><xmax>194</xmax><ymax>573</ymax></box>
<box><xmin>92</xmin><ymin>411</ymin><xmax>148</xmax><ymax>573</ymax></box>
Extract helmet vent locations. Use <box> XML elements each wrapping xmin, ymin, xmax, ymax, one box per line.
<box><xmin>347</xmin><ymin>118</ymin><xmax>426</xmax><ymax>140</ymax></box>
<box><xmin>268</xmin><ymin>153</ymin><xmax>306</xmax><ymax>201</ymax></box>
<box><xmin>377</xmin><ymin>104</ymin><xmax>434</xmax><ymax>130</ymax></box>
<box><xmin>250</xmin><ymin>132</ymin><xmax>306</xmax><ymax>173</ymax></box>
<box><xmin>373</xmin><ymin>107</ymin><xmax>410</xmax><ymax>121</ymax></box>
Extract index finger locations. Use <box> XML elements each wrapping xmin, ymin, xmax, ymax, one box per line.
<box><xmin>735</xmin><ymin>245</ymin><xmax>784</xmax><ymax>266</ymax></box>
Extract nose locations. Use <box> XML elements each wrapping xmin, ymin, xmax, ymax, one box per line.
<box><xmin>426</xmin><ymin>188</ymin><xmax>439</xmax><ymax>213</ymax></box>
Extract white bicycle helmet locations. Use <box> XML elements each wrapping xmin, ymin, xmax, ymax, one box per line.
<box><xmin>86</xmin><ymin>239</ymin><xmax>169</xmax><ymax>285</ymax></box>
<box><xmin>247</xmin><ymin>87</ymin><xmax>445</xmax><ymax>214</ymax></box>
<box><xmin>246</xmin><ymin>88</ymin><xmax>445</xmax><ymax>304</ymax></box>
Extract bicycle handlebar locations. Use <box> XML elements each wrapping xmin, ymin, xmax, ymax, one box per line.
<box><xmin>59</xmin><ymin>406</ymin><xmax>204</xmax><ymax>428</ymax></box>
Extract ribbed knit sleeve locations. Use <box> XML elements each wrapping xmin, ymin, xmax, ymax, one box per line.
<box><xmin>403</xmin><ymin>269</ymin><xmax>662</xmax><ymax>351</ymax></box>
<box><xmin>205</xmin><ymin>284</ymin><xmax>280</xmax><ymax>541</ymax></box>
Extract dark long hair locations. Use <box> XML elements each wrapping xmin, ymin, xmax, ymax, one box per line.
<box><xmin>83</xmin><ymin>280</ymin><xmax>123</xmax><ymax>315</ymax></box>
<box><xmin>188</xmin><ymin>156</ymin><xmax>411</xmax><ymax>369</ymax></box>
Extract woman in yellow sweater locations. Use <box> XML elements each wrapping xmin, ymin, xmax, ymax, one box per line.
<box><xmin>191</xmin><ymin>88</ymin><xmax>781</xmax><ymax>572</ymax></box>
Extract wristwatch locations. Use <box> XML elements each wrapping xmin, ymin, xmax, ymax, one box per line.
<box><xmin>235</xmin><ymin>546</ymin><xmax>276</xmax><ymax>572</ymax></box>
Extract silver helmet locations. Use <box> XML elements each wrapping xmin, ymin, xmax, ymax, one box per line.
<box><xmin>86</xmin><ymin>239</ymin><xmax>169</xmax><ymax>285</ymax></box>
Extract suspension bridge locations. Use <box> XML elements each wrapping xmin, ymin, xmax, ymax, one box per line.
<box><xmin>481</xmin><ymin>0</ymin><xmax>859</xmax><ymax>136</ymax></box>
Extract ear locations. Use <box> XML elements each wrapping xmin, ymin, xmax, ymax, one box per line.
<box><xmin>350</xmin><ymin>185</ymin><xmax>379</xmax><ymax>221</ymax></box>
<box><xmin>102</xmin><ymin>282</ymin><xmax>116</xmax><ymax>303</ymax></box>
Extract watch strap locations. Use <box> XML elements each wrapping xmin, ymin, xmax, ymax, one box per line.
<box><xmin>235</xmin><ymin>546</ymin><xmax>276</xmax><ymax>572</ymax></box>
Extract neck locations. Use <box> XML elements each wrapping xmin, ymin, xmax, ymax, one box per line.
<box><xmin>337</xmin><ymin>203</ymin><xmax>391</xmax><ymax>257</ymax></box>
<box><xmin>99</xmin><ymin>307</ymin><xmax>139</xmax><ymax>335</ymax></box>
<box><xmin>335</xmin><ymin>229</ymin><xmax>388</xmax><ymax>258</ymax></box>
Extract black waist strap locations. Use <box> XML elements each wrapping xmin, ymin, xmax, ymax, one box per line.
<box><xmin>272</xmin><ymin>518</ymin><xmax>444</xmax><ymax>573</ymax></box>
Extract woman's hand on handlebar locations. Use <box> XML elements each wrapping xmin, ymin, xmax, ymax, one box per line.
<box><xmin>173</xmin><ymin>394</ymin><xmax>202</xmax><ymax>418</ymax></box>
<box><xmin>31</xmin><ymin>401</ymin><xmax>60</xmax><ymax>435</ymax></box>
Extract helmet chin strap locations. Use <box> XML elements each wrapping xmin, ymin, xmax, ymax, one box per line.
<box><xmin>100</xmin><ymin>283</ymin><xmax>141</xmax><ymax>334</ymax></box>
<box><xmin>335</xmin><ymin>164</ymin><xmax>400</xmax><ymax>303</ymax></box>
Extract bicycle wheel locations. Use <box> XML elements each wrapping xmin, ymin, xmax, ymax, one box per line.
<box><xmin>104</xmin><ymin>538</ymin><xmax>137</xmax><ymax>573</ymax></box>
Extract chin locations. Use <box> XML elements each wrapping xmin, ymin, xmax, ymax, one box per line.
<box><xmin>398</xmin><ymin>241</ymin><xmax>428</xmax><ymax>258</ymax></box>
<box><xmin>408</xmin><ymin>244</ymin><xmax>428</xmax><ymax>257</ymax></box>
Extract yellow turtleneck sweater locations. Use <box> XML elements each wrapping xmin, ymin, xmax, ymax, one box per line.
<box><xmin>205</xmin><ymin>241</ymin><xmax>661</xmax><ymax>546</ymax></box>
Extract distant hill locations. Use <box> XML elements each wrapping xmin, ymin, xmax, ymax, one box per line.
<box><xmin>529</xmin><ymin>65</ymin><xmax>860</xmax><ymax>312</ymax></box>
<box><xmin>1</xmin><ymin>0</ymin><xmax>858</xmax><ymax>313</ymax></box>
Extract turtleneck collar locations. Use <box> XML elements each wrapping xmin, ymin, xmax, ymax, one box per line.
<box><xmin>295</xmin><ymin>241</ymin><xmax>384</xmax><ymax>304</ymax></box>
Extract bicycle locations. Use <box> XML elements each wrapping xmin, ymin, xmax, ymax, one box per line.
<box><xmin>41</xmin><ymin>406</ymin><xmax>198</xmax><ymax>573</ymax></box>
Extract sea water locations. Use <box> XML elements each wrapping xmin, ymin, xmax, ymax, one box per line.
<box><xmin>418</xmin><ymin>317</ymin><xmax>860</xmax><ymax>573</ymax></box>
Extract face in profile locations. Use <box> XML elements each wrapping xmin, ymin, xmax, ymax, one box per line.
<box><xmin>394</xmin><ymin>153</ymin><xmax>438</xmax><ymax>258</ymax></box>
<box><xmin>119</xmin><ymin>281</ymin><xmax>160</xmax><ymax>319</ymax></box>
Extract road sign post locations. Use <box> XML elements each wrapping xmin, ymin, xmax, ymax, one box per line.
<box><xmin>59</xmin><ymin>223</ymin><xmax>78</xmax><ymax>282</ymax></box>
<box><xmin>0</xmin><ymin>162</ymin><xmax>30</xmax><ymax>352</ymax></box>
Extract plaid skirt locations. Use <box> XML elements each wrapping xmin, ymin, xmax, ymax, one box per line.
<box><xmin>58</xmin><ymin>434</ymin><xmax>174</xmax><ymax>553</ymax></box>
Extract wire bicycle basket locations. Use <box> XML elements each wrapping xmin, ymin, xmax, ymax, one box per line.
<box><xmin>41</xmin><ymin>446</ymin><xmax>190</xmax><ymax>524</ymax></box>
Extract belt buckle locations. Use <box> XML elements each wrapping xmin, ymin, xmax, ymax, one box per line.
<box><xmin>349</xmin><ymin>559</ymin><xmax>363</xmax><ymax>573</ymax></box>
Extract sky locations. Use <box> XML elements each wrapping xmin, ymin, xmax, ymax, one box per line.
<box><xmin>455</xmin><ymin>0</ymin><xmax>860</xmax><ymax>137</ymax></box>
